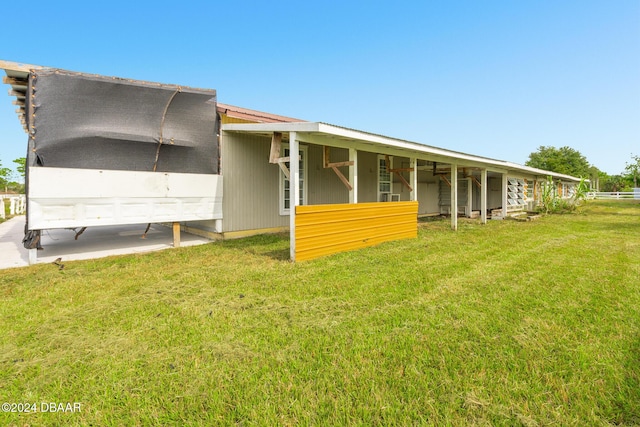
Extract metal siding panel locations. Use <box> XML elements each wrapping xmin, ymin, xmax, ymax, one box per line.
<box><xmin>356</xmin><ymin>151</ymin><xmax>379</xmax><ymax>203</ymax></box>
<box><xmin>307</xmin><ymin>145</ymin><xmax>350</xmax><ymax>205</ymax></box>
<box><xmin>221</xmin><ymin>132</ymin><xmax>288</xmax><ymax>232</ymax></box>
<box><xmin>28</xmin><ymin>168</ymin><xmax>222</xmax><ymax>229</ymax></box>
<box><xmin>295</xmin><ymin>201</ymin><xmax>418</xmax><ymax>261</ymax></box>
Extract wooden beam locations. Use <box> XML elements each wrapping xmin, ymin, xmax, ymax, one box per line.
<box><xmin>394</xmin><ymin>171</ymin><xmax>413</xmax><ymax>192</ymax></box>
<box><xmin>269</xmin><ymin>132</ymin><xmax>282</xmax><ymax>163</ymax></box>
<box><xmin>439</xmin><ymin>174</ymin><xmax>451</xmax><ymax>187</ymax></box>
<box><xmin>323</xmin><ymin>146</ymin><xmax>354</xmax><ymax>191</ymax></box>
<box><xmin>331</xmin><ymin>165</ymin><xmax>353</xmax><ymax>190</ymax></box>
<box><xmin>2</xmin><ymin>76</ymin><xmax>27</xmax><ymax>87</ymax></box>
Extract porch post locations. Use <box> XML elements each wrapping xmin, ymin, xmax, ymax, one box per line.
<box><xmin>410</xmin><ymin>158</ymin><xmax>417</xmax><ymax>201</ymax></box>
<box><xmin>502</xmin><ymin>173</ymin><xmax>509</xmax><ymax>219</ymax></box>
<box><xmin>173</xmin><ymin>222</ymin><xmax>181</xmax><ymax>248</ymax></box>
<box><xmin>451</xmin><ymin>163</ymin><xmax>458</xmax><ymax>231</ymax></box>
<box><xmin>467</xmin><ymin>176</ymin><xmax>473</xmax><ymax>217</ymax></box>
<box><xmin>289</xmin><ymin>132</ymin><xmax>299</xmax><ymax>261</ymax></box>
<box><xmin>349</xmin><ymin>148</ymin><xmax>358</xmax><ymax>203</ymax></box>
<box><xmin>480</xmin><ymin>169</ymin><xmax>487</xmax><ymax>224</ymax></box>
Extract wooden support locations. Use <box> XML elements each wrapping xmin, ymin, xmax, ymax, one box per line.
<box><xmin>269</xmin><ymin>132</ymin><xmax>282</xmax><ymax>163</ymax></box>
<box><xmin>323</xmin><ymin>146</ymin><xmax>354</xmax><ymax>191</ymax></box>
<box><xmin>385</xmin><ymin>155</ymin><xmax>413</xmax><ymax>192</ymax></box>
<box><xmin>269</xmin><ymin>132</ymin><xmax>299</xmax><ymax>180</ymax></box>
<box><xmin>173</xmin><ymin>222</ymin><xmax>181</xmax><ymax>248</ymax></box>
<box><xmin>439</xmin><ymin>174</ymin><xmax>451</xmax><ymax>187</ymax></box>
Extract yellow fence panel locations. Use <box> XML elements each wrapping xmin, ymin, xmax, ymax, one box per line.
<box><xmin>295</xmin><ymin>201</ymin><xmax>418</xmax><ymax>261</ymax></box>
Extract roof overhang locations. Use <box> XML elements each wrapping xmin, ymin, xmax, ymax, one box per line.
<box><xmin>1</xmin><ymin>60</ymin><xmax>44</xmax><ymax>132</ymax></box>
<box><xmin>222</xmin><ymin>122</ymin><xmax>583</xmax><ymax>182</ymax></box>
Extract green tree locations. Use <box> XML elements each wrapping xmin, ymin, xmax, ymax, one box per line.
<box><xmin>13</xmin><ymin>157</ymin><xmax>26</xmax><ymax>180</ymax></box>
<box><xmin>600</xmin><ymin>174</ymin><xmax>627</xmax><ymax>192</ymax></box>
<box><xmin>624</xmin><ymin>154</ymin><xmax>639</xmax><ymax>188</ymax></box>
<box><xmin>525</xmin><ymin>146</ymin><xmax>591</xmax><ymax>178</ymax></box>
<box><xmin>0</xmin><ymin>160</ymin><xmax>12</xmax><ymax>191</ymax></box>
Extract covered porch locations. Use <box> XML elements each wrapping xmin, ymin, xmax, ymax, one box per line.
<box><xmin>221</xmin><ymin>122</ymin><xmax>517</xmax><ymax>261</ymax></box>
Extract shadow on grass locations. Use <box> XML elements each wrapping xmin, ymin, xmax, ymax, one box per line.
<box><xmin>218</xmin><ymin>233</ymin><xmax>290</xmax><ymax>261</ymax></box>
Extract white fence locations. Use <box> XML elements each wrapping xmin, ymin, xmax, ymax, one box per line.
<box><xmin>588</xmin><ymin>191</ymin><xmax>640</xmax><ymax>200</ymax></box>
<box><xmin>0</xmin><ymin>195</ymin><xmax>26</xmax><ymax>219</ymax></box>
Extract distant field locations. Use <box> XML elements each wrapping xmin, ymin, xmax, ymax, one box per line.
<box><xmin>1</xmin><ymin>200</ymin><xmax>638</xmax><ymax>426</ymax></box>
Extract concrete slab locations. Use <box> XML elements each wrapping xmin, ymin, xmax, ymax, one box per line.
<box><xmin>0</xmin><ymin>216</ymin><xmax>213</xmax><ymax>270</ymax></box>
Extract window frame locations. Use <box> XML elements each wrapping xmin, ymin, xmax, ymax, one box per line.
<box><xmin>279</xmin><ymin>143</ymin><xmax>308</xmax><ymax>216</ymax></box>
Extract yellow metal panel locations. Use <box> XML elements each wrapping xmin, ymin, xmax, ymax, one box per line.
<box><xmin>295</xmin><ymin>201</ymin><xmax>418</xmax><ymax>261</ymax></box>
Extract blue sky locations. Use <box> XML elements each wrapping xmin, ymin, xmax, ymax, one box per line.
<box><xmin>1</xmin><ymin>0</ymin><xmax>638</xmax><ymax>177</ymax></box>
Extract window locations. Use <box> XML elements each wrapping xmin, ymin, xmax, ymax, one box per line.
<box><xmin>507</xmin><ymin>177</ymin><xmax>526</xmax><ymax>209</ymax></box>
<box><xmin>279</xmin><ymin>144</ymin><xmax>307</xmax><ymax>215</ymax></box>
<box><xmin>378</xmin><ymin>155</ymin><xmax>392</xmax><ymax>201</ymax></box>
<box><xmin>526</xmin><ymin>180</ymin><xmax>534</xmax><ymax>201</ymax></box>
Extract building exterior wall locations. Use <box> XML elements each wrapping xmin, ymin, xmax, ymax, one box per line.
<box><xmin>220</xmin><ymin>132</ymin><xmax>287</xmax><ymax>233</ymax></box>
<box><xmin>307</xmin><ymin>145</ymin><xmax>350</xmax><ymax>205</ymax></box>
<box><xmin>356</xmin><ymin>151</ymin><xmax>379</xmax><ymax>203</ymax></box>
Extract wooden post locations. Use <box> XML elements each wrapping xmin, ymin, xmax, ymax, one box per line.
<box><xmin>173</xmin><ymin>222</ymin><xmax>181</xmax><ymax>248</ymax></box>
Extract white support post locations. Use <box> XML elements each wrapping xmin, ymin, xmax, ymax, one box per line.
<box><xmin>28</xmin><ymin>248</ymin><xmax>37</xmax><ymax>265</ymax></box>
<box><xmin>289</xmin><ymin>132</ymin><xmax>299</xmax><ymax>261</ymax></box>
<box><xmin>349</xmin><ymin>148</ymin><xmax>358</xmax><ymax>204</ymax></box>
<box><xmin>502</xmin><ymin>173</ymin><xmax>509</xmax><ymax>219</ymax></box>
<box><xmin>467</xmin><ymin>177</ymin><xmax>473</xmax><ymax>218</ymax></box>
<box><xmin>451</xmin><ymin>163</ymin><xmax>458</xmax><ymax>231</ymax></box>
<box><xmin>481</xmin><ymin>169</ymin><xmax>487</xmax><ymax>224</ymax></box>
<box><xmin>409</xmin><ymin>158</ymin><xmax>417</xmax><ymax>201</ymax></box>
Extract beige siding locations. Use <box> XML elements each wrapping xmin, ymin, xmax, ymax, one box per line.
<box><xmin>356</xmin><ymin>151</ymin><xmax>378</xmax><ymax>202</ymax></box>
<box><xmin>221</xmin><ymin>132</ymin><xmax>288</xmax><ymax>232</ymax></box>
<box><xmin>307</xmin><ymin>145</ymin><xmax>349</xmax><ymax>205</ymax></box>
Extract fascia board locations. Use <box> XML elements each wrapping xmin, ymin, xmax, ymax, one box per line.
<box><xmin>222</xmin><ymin>122</ymin><xmax>583</xmax><ymax>181</ymax></box>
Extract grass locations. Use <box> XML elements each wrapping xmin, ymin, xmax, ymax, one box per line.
<box><xmin>1</xmin><ymin>200</ymin><xmax>639</xmax><ymax>426</ymax></box>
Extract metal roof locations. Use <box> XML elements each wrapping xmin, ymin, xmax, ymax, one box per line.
<box><xmin>222</xmin><ymin>121</ymin><xmax>583</xmax><ymax>182</ymax></box>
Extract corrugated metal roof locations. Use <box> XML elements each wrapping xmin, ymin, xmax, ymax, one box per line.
<box><xmin>217</xmin><ymin>103</ymin><xmax>303</xmax><ymax>123</ymax></box>
<box><xmin>222</xmin><ymin>121</ymin><xmax>584</xmax><ymax>182</ymax></box>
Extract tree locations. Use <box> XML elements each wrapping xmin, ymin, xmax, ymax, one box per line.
<box><xmin>624</xmin><ymin>154</ymin><xmax>639</xmax><ymax>188</ymax></box>
<box><xmin>13</xmin><ymin>157</ymin><xmax>25</xmax><ymax>180</ymax></box>
<box><xmin>0</xmin><ymin>161</ymin><xmax>12</xmax><ymax>191</ymax></box>
<box><xmin>525</xmin><ymin>146</ymin><xmax>591</xmax><ymax>178</ymax></box>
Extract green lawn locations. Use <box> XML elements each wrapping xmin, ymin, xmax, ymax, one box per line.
<box><xmin>1</xmin><ymin>200</ymin><xmax>639</xmax><ymax>426</ymax></box>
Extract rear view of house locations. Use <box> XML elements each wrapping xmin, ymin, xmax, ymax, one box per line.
<box><xmin>1</xmin><ymin>60</ymin><xmax>582</xmax><ymax>263</ymax></box>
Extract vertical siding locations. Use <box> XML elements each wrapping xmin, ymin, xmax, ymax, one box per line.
<box><xmin>221</xmin><ymin>132</ymin><xmax>288</xmax><ymax>232</ymax></box>
<box><xmin>357</xmin><ymin>151</ymin><xmax>379</xmax><ymax>202</ymax></box>
<box><xmin>295</xmin><ymin>201</ymin><xmax>418</xmax><ymax>261</ymax></box>
<box><xmin>307</xmin><ymin>145</ymin><xmax>350</xmax><ymax>205</ymax></box>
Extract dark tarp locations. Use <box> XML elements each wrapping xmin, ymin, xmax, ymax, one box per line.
<box><xmin>25</xmin><ymin>69</ymin><xmax>218</xmax><ymax>173</ymax></box>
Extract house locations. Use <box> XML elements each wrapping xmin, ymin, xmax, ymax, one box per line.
<box><xmin>1</xmin><ymin>60</ymin><xmax>582</xmax><ymax>263</ymax></box>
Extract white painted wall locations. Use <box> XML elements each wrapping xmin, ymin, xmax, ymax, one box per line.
<box><xmin>28</xmin><ymin>167</ymin><xmax>222</xmax><ymax>229</ymax></box>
